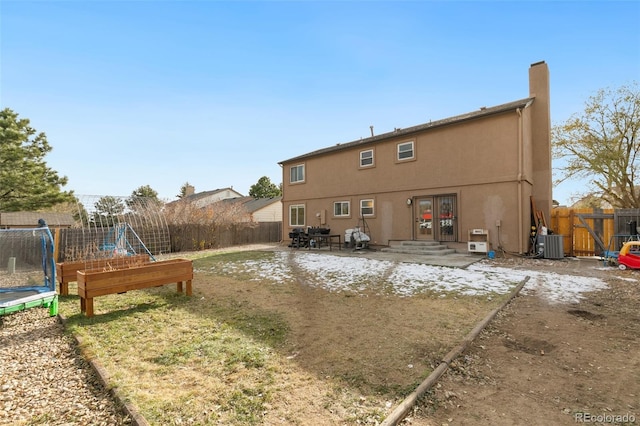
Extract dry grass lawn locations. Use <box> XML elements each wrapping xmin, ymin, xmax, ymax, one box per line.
<box><xmin>59</xmin><ymin>249</ymin><xmax>511</xmax><ymax>425</ymax></box>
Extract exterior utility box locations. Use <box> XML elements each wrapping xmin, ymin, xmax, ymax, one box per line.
<box><xmin>468</xmin><ymin>229</ymin><xmax>489</xmax><ymax>253</ymax></box>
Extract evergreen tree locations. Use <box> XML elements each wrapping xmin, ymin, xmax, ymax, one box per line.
<box><xmin>249</xmin><ymin>176</ymin><xmax>282</xmax><ymax>198</ymax></box>
<box><xmin>177</xmin><ymin>182</ymin><xmax>193</xmax><ymax>199</ymax></box>
<box><xmin>0</xmin><ymin>108</ymin><xmax>74</xmax><ymax>211</ymax></box>
<box><xmin>127</xmin><ymin>185</ymin><xmax>162</xmax><ymax>210</ymax></box>
<box><xmin>92</xmin><ymin>195</ymin><xmax>125</xmax><ymax>227</ymax></box>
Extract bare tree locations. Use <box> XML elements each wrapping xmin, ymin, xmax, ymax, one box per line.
<box><xmin>207</xmin><ymin>201</ymin><xmax>252</xmax><ymax>228</ymax></box>
<box><xmin>164</xmin><ymin>199</ymin><xmax>210</xmax><ymax>225</ymax></box>
<box><xmin>552</xmin><ymin>82</ymin><xmax>639</xmax><ymax>208</ymax></box>
<box><xmin>164</xmin><ymin>199</ymin><xmax>251</xmax><ymax>226</ymax></box>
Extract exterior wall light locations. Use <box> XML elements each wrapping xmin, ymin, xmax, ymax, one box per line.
<box><xmin>406</xmin><ymin>198</ymin><xmax>412</xmax><ymax>205</ymax></box>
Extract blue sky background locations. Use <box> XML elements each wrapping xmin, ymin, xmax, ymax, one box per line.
<box><xmin>1</xmin><ymin>1</ymin><xmax>639</xmax><ymax>204</ymax></box>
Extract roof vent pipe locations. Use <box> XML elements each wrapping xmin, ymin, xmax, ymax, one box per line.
<box><xmin>370</xmin><ymin>126</ymin><xmax>374</xmax><ymax>137</ymax></box>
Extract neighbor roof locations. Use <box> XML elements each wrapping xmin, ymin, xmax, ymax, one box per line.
<box><xmin>182</xmin><ymin>187</ymin><xmax>243</xmax><ymax>202</ymax></box>
<box><xmin>279</xmin><ymin>97</ymin><xmax>535</xmax><ymax>164</ymax></box>
<box><xmin>220</xmin><ymin>196</ymin><xmax>282</xmax><ymax>213</ymax></box>
<box><xmin>0</xmin><ymin>212</ymin><xmax>75</xmax><ymax>227</ymax></box>
<box><xmin>165</xmin><ymin>187</ymin><xmax>245</xmax><ymax>207</ymax></box>
<box><xmin>241</xmin><ymin>197</ymin><xmax>282</xmax><ymax>213</ymax></box>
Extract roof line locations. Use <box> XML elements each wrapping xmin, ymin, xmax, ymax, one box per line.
<box><xmin>279</xmin><ymin>97</ymin><xmax>534</xmax><ymax>164</ymax></box>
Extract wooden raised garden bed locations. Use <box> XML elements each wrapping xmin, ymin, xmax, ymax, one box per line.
<box><xmin>77</xmin><ymin>258</ymin><xmax>193</xmax><ymax>317</ymax></box>
<box><xmin>56</xmin><ymin>254</ymin><xmax>151</xmax><ymax>296</ymax></box>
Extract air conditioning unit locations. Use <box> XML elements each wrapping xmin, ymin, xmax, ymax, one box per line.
<box><xmin>538</xmin><ymin>235</ymin><xmax>564</xmax><ymax>259</ymax></box>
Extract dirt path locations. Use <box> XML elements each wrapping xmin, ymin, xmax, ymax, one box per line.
<box><xmin>404</xmin><ymin>260</ymin><xmax>640</xmax><ymax>425</ymax></box>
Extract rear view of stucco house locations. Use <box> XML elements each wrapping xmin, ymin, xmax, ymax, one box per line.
<box><xmin>279</xmin><ymin>61</ymin><xmax>552</xmax><ymax>254</ymax></box>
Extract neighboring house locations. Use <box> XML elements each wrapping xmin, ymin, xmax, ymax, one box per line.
<box><xmin>172</xmin><ymin>187</ymin><xmax>244</xmax><ymax>209</ymax></box>
<box><xmin>0</xmin><ymin>212</ymin><xmax>75</xmax><ymax>229</ymax></box>
<box><xmin>220</xmin><ymin>197</ymin><xmax>283</xmax><ymax>222</ymax></box>
<box><xmin>278</xmin><ymin>61</ymin><xmax>552</xmax><ymax>254</ymax></box>
<box><xmin>165</xmin><ymin>187</ymin><xmax>282</xmax><ymax>223</ymax></box>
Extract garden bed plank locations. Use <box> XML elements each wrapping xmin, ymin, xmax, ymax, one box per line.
<box><xmin>56</xmin><ymin>254</ymin><xmax>151</xmax><ymax>296</ymax></box>
<box><xmin>77</xmin><ymin>258</ymin><xmax>193</xmax><ymax>317</ymax></box>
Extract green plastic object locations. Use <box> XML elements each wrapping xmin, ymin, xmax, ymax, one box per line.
<box><xmin>0</xmin><ymin>294</ymin><xmax>58</xmax><ymax>317</ymax></box>
<box><xmin>49</xmin><ymin>295</ymin><xmax>59</xmax><ymax>316</ymax></box>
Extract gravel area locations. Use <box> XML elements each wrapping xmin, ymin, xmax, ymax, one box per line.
<box><xmin>0</xmin><ymin>244</ymin><xmax>277</xmax><ymax>426</ymax></box>
<box><xmin>0</xmin><ymin>307</ymin><xmax>133</xmax><ymax>425</ymax></box>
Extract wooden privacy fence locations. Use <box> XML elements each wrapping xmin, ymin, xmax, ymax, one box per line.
<box><xmin>55</xmin><ymin>222</ymin><xmax>282</xmax><ymax>262</ymax></box>
<box><xmin>550</xmin><ymin>208</ymin><xmax>640</xmax><ymax>257</ymax></box>
<box><xmin>168</xmin><ymin>222</ymin><xmax>282</xmax><ymax>253</ymax></box>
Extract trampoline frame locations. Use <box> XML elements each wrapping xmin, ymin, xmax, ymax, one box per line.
<box><xmin>0</xmin><ymin>222</ymin><xmax>58</xmax><ymax>317</ymax></box>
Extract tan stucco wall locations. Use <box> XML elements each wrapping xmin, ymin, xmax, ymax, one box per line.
<box><xmin>283</xmin><ymin>184</ymin><xmax>532</xmax><ymax>251</ymax></box>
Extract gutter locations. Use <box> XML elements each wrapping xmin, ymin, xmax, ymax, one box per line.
<box><xmin>517</xmin><ymin>99</ymin><xmax>534</xmax><ymax>254</ymax></box>
<box><xmin>517</xmin><ymin>107</ymin><xmax>524</xmax><ymax>253</ymax></box>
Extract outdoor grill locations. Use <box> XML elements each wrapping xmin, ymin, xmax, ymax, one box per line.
<box><xmin>288</xmin><ymin>227</ymin><xmax>334</xmax><ymax>249</ymax></box>
<box><xmin>308</xmin><ymin>227</ymin><xmax>331</xmax><ymax>235</ymax></box>
<box><xmin>288</xmin><ymin>228</ymin><xmax>309</xmax><ymax>248</ymax></box>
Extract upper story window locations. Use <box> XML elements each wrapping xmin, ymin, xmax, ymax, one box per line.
<box><xmin>397</xmin><ymin>141</ymin><xmax>415</xmax><ymax>161</ymax></box>
<box><xmin>360</xmin><ymin>199</ymin><xmax>374</xmax><ymax>217</ymax></box>
<box><xmin>359</xmin><ymin>149</ymin><xmax>374</xmax><ymax>167</ymax></box>
<box><xmin>333</xmin><ymin>201</ymin><xmax>350</xmax><ymax>217</ymax></box>
<box><xmin>290</xmin><ymin>164</ymin><xmax>305</xmax><ymax>183</ymax></box>
<box><xmin>289</xmin><ymin>204</ymin><xmax>305</xmax><ymax>226</ymax></box>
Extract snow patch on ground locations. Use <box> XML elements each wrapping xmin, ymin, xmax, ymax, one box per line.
<box><xmin>207</xmin><ymin>251</ymin><xmax>609</xmax><ymax>304</ymax></box>
<box><xmin>469</xmin><ymin>263</ymin><xmax>609</xmax><ymax>304</ymax></box>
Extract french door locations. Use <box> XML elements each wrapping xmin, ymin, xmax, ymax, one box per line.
<box><xmin>415</xmin><ymin>197</ymin><xmax>434</xmax><ymax>240</ymax></box>
<box><xmin>414</xmin><ymin>195</ymin><xmax>457</xmax><ymax>242</ymax></box>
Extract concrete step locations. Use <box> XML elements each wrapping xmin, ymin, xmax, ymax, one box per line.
<box><xmin>380</xmin><ymin>241</ymin><xmax>457</xmax><ymax>256</ymax></box>
<box><xmin>391</xmin><ymin>241</ymin><xmax>443</xmax><ymax>247</ymax></box>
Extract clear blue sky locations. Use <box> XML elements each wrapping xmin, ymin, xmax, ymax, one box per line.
<box><xmin>1</xmin><ymin>1</ymin><xmax>639</xmax><ymax>204</ymax></box>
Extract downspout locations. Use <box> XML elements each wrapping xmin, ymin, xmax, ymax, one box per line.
<box><xmin>516</xmin><ymin>108</ymin><xmax>524</xmax><ymax>253</ymax></box>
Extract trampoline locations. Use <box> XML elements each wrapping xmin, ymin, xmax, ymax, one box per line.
<box><xmin>0</xmin><ymin>220</ymin><xmax>58</xmax><ymax>317</ymax></box>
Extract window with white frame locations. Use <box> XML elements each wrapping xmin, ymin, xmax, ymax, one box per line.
<box><xmin>290</xmin><ymin>164</ymin><xmax>305</xmax><ymax>183</ymax></box>
<box><xmin>289</xmin><ymin>204</ymin><xmax>305</xmax><ymax>226</ymax></box>
<box><xmin>359</xmin><ymin>149</ymin><xmax>374</xmax><ymax>167</ymax></box>
<box><xmin>333</xmin><ymin>201</ymin><xmax>350</xmax><ymax>217</ymax></box>
<box><xmin>397</xmin><ymin>141</ymin><xmax>414</xmax><ymax>161</ymax></box>
<box><xmin>360</xmin><ymin>199</ymin><xmax>374</xmax><ymax>216</ymax></box>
